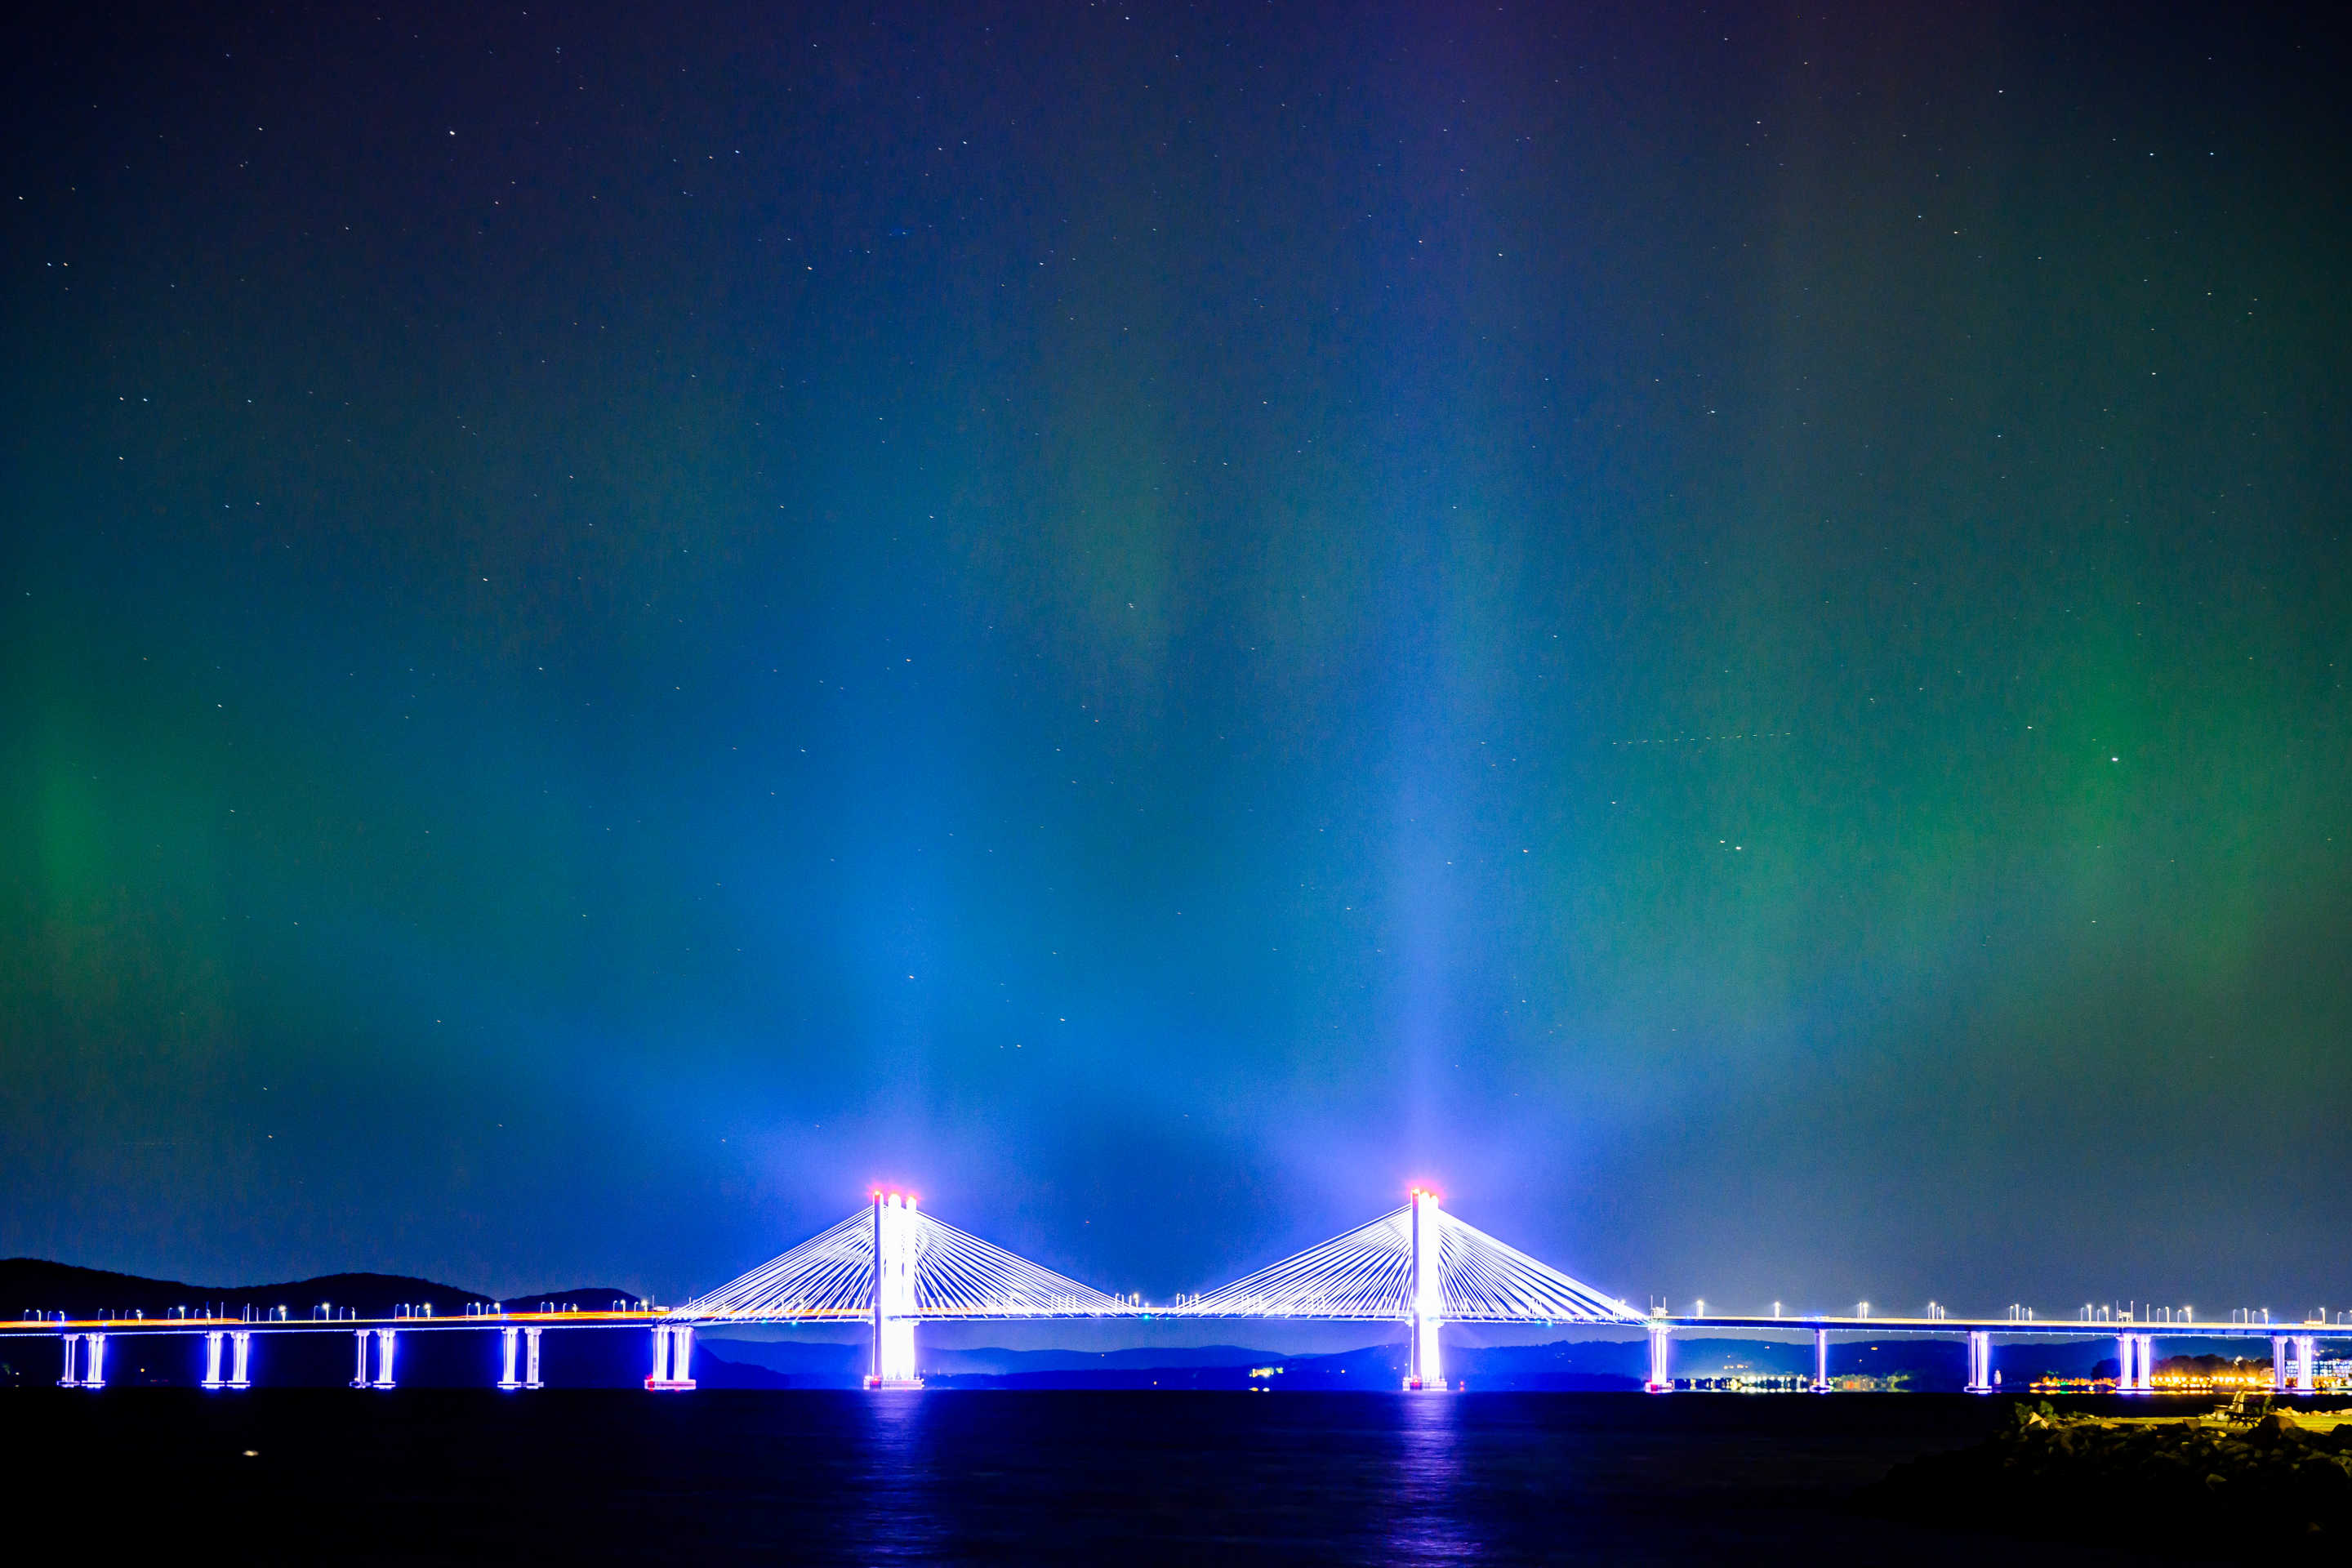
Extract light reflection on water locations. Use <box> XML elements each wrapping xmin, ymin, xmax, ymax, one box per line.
<box><xmin>849</xmin><ymin>1388</ymin><xmax>948</xmax><ymax>1561</ymax></box>
<box><xmin>33</xmin><ymin>1386</ymin><xmax>2138</xmax><ymax>1564</ymax></box>
<box><xmin>638</xmin><ymin>1388</ymin><xmax>2092</xmax><ymax>1565</ymax></box>
<box><xmin>1382</xmin><ymin>1392</ymin><xmax>1480</xmax><ymax>1563</ymax></box>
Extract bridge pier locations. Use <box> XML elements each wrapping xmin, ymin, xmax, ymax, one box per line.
<box><xmin>2272</xmin><ymin>1334</ymin><xmax>2315</xmax><ymax>1394</ymax></box>
<box><xmin>866</xmin><ymin>1192</ymin><xmax>923</xmax><ymax>1388</ymax></box>
<box><xmin>1644</xmin><ymin>1325</ymin><xmax>1671</xmax><ymax>1393</ymax></box>
<box><xmin>1405</xmin><ymin>1189</ymin><xmax>1446</xmax><ymax>1392</ymax></box>
<box><xmin>1813</xmin><ymin>1328</ymin><xmax>1830</xmax><ymax>1393</ymax></box>
<box><xmin>353</xmin><ymin>1325</ymin><xmax>394</xmax><ymax>1382</ymax></box>
<box><xmin>229</xmin><ymin>1330</ymin><xmax>252</xmax><ymax>1389</ymax></box>
<box><xmin>647</xmin><ymin>1324</ymin><xmax>696</xmax><ymax>1391</ymax></box>
<box><xmin>1967</xmin><ymin>1331</ymin><xmax>1993</xmax><ymax>1393</ymax></box>
<box><xmin>203</xmin><ymin>1330</ymin><xmax>225</xmax><ymax>1389</ymax></box>
<box><xmin>58</xmin><ymin>1332</ymin><xmax>105</xmax><ymax>1388</ymax></box>
<box><xmin>500</xmin><ymin>1325</ymin><xmax>546</xmax><ymax>1389</ymax></box>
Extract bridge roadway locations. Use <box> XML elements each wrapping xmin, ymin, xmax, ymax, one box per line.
<box><xmin>1</xmin><ymin>1311</ymin><xmax>2319</xmax><ymax>1333</ymax></box>
<box><xmin>2</xmin><ymin>1305</ymin><xmax>671</xmax><ymax>1391</ymax></box>
<box><xmin>7</xmin><ymin>1307</ymin><xmax>2332</xmax><ymax>1394</ymax></box>
<box><xmin>9</xmin><ymin>1184</ymin><xmax>2336</xmax><ymax>1394</ymax></box>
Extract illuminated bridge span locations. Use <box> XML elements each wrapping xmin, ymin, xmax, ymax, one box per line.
<box><xmin>674</xmin><ymin>1189</ymin><xmax>1641</xmax><ymax>1388</ymax></box>
<box><xmin>11</xmin><ymin>1188</ymin><xmax>2340</xmax><ymax>1396</ymax></box>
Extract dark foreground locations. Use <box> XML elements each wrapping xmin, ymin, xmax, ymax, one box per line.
<box><xmin>1866</xmin><ymin>1401</ymin><xmax>2352</xmax><ymax>1556</ymax></box>
<box><xmin>2</xmin><ymin>1389</ymin><xmax>2225</xmax><ymax>1564</ymax></box>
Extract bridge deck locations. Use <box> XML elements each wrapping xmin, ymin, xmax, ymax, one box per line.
<box><xmin>5</xmin><ymin>1311</ymin><xmax>2321</xmax><ymax>1337</ymax></box>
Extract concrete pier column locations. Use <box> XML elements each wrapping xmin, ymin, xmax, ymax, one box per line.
<box><xmin>229</xmin><ymin>1331</ymin><xmax>252</xmax><ymax>1389</ymax></box>
<box><xmin>372</xmin><ymin>1328</ymin><xmax>397</xmax><ymax>1388</ymax></box>
<box><xmin>2295</xmin><ymin>1336</ymin><xmax>2317</xmax><ymax>1393</ymax></box>
<box><xmin>1813</xmin><ymin>1328</ymin><xmax>1831</xmax><ymax>1393</ymax></box>
<box><xmin>352</xmin><ymin>1330</ymin><xmax>371</xmax><ymax>1388</ymax></box>
<box><xmin>57</xmin><ymin>1333</ymin><xmax>79</xmax><ymax>1388</ymax></box>
<box><xmin>647</xmin><ymin>1324</ymin><xmax>698</xmax><ymax>1391</ymax></box>
<box><xmin>1967</xmin><ymin>1331</ymin><xmax>1993</xmax><ymax>1393</ymax></box>
<box><xmin>203</xmin><ymin>1331</ymin><xmax>225</xmax><ymax>1389</ymax></box>
<box><xmin>499</xmin><ymin>1326</ymin><xmax>520</xmax><ymax>1390</ymax></box>
<box><xmin>524</xmin><ymin>1326</ymin><xmax>542</xmax><ymax>1388</ymax></box>
<box><xmin>2136</xmin><ymin>1334</ymin><xmax>2155</xmax><ymax>1392</ymax></box>
<box><xmin>1644</xmin><ymin>1325</ymin><xmax>1672</xmax><ymax>1393</ymax></box>
<box><xmin>2272</xmin><ymin>1337</ymin><xmax>2289</xmax><ymax>1393</ymax></box>
<box><xmin>84</xmin><ymin>1333</ymin><xmax>107</xmax><ymax>1390</ymax></box>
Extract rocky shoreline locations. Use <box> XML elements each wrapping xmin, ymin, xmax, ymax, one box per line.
<box><xmin>1861</xmin><ymin>1399</ymin><xmax>2352</xmax><ymax>1557</ymax></box>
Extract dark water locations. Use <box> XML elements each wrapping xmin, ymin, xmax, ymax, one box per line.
<box><xmin>6</xmin><ymin>1389</ymin><xmax>2207</xmax><ymax>1564</ymax></box>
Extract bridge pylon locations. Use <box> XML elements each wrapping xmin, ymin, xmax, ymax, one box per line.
<box><xmin>1405</xmin><ymin>1188</ymin><xmax>1446</xmax><ymax>1392</ymax></box>
<box><xmin>665</xmin><ymin>1189</ymin><xmax>1135</xmax><ymax>1392</ymax></box>
<box><xmin>867</xmin><ymin>1191</ymin><xmax>922</xmax><ymax>1388</ymax></box>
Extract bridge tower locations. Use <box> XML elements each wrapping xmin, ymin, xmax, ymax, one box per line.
<box><xmin>866</xmin><ymin>1191</ymin><xmax>923</xmax><ymax>1388</ymax></box>
<box><xmin>1405</xmin><ymin>1187</ymin><xmax>1446</xmax><ymax>1391</ymax></box>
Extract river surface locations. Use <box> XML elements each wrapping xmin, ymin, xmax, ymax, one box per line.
<box><xmin>8</xmin><ymin>1388</ymin><xmax>2216</xmax><ymax>1563</ymax></box>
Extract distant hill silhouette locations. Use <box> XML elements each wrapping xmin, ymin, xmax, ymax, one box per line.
<box><xmin>0</xmin><ymin>1258</ymin><xmax>642</xmax><ymax>1323</ymax></box>
<box><xmin>0</xmin><ymin>1258</ymin><xmax>670</xmax><ymax>1389</ymax></box>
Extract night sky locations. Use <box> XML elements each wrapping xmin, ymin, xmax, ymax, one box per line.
<box><xmin>5</xmin><ymin>2</ymin><xmax>2347</xmax><ymax>1321</ymax></box>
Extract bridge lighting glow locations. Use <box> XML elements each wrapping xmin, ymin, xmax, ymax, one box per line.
<box><xmin>1408</xmin><ymin>1189</ymin><xmax>1443</xmax><ymax>1390</ymax></box>
<box><xmin>677</xmin><ymin>1201</ymin><xmax>1133</xmax><ymax>1325</ymax></box>
<box><xmin>5</xmin><ymin>1188</ymin><xmax>2332</xmax><ymax>1403</ymax></box>
<box><xmin>1177</xmin><ymin>1203</ymin><xmax>1640</xmax><ymax>1325</ymax></box>
<box><xmin>871</xmin><ymin>1192</ymin><xmax>920</xmax><ymax>1385</ymax></box>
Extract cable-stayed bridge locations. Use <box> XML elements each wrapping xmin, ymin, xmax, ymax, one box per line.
<box><xmin>10</xmin><ymin>1187</ymin><xmax>2341</xmax><ymax>1396</ymax></box>
<box><xmin>669</xmin><ymin>1189</ymin><xmax>1639</xmax><ymax>1389</ymax></box>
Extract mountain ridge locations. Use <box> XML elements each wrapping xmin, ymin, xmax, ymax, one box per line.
<box><xmin>0</xmin><ymin>1258</ymin><xmax>638</xmax><ymax>1321</ymax></box>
